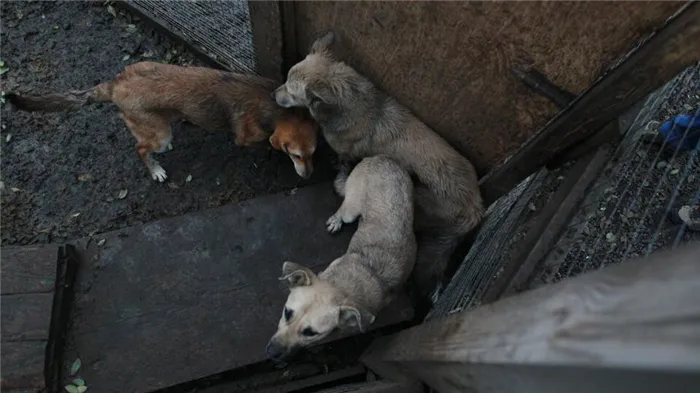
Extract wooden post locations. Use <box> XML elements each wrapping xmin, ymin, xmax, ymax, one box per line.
<box><xmin>479</xmin><ymin>2</ymin><xmax>700</xmax><ymax>205</ymax></box>
<box><xmin>363</xmin><ymin>243</ymin><xmax>700</xmax><ymax>393</ymax></box>
<box><xmin>247</xmin><ymin>1</ymin><xmax>284</xmax><ymax>81</ymax></box>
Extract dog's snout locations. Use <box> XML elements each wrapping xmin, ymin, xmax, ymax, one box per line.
<box><xmin>265</xmin><ymin>341</ymin><xmax>284</xmax><ymax>360</ymax></box>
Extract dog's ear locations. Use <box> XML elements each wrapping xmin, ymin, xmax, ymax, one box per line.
<box><xmin>338</xmin><ymin>305</ymin><xmax>375</xmax><ymax>333</ymax></box>
<box><xmin>269</xmin><ymin>132</ymin><xmax>282</xmax><ymax>151</ymax></box>
<box><xmin>279</xmin><ymin>262</ymin><xmax>315</xmax><ymax>288</ymax></box>
<box><xmin>310</xmin><ymin>31</ymin><xmax>336</xmax><ymax>55</ymax></box>
<box><xmin>306</xmin><ymin>84</ymin><xmax>337</xmax><ymax>124</ymax></box>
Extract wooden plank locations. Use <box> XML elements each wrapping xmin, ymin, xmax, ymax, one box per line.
<box><xmin>46</xmin><ymin>245</ymin><xmax>80</xmax><ymax>393</ymax></box>
<box><xmin>479</xmin><ymin>2</ymin><xmax>700</xmax><ymax>204</ymax></box>
<box><xmin>64</xmin><ymin>183</ymin><xmax>414</xmax><ymax>393</ymax></box>
<box><xmin>294</xmin><ymin>2</ymin><xmax>682</xmax><ymax>175</ymax></box>
<box><xmin>0</xmin><ymin>342</ymin><xmax>46</xmax><ymax>390</ymax></box>
<box><xmin>248</xmin><ymin>1</ymin><xmax>284</xmax><ymax>81</ymax></box>
<box><xmin>482</xmin><ymin>145</ymin><xmax>611</xmax><ymax>302</ymax></box>
<box><xmin>1</xmin><ymin>246</ymin><xmax>58</xmax><ymax>295</ymax></box>
<box><xmin>363</xmin><ymin>243</ymin><xmax>700</xmax><ymax>391</ymax></box>
<box><xmin>1</xmin><ymin>293</ymin><xmax>54</xmax><ymax>341</ymax></box>
<box><xmin>279</xmin><ymin>0</ymin><xmax>299</xmax><ymax>74</ymax></box>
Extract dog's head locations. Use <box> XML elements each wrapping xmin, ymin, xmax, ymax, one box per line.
<box><xmin>265</xmin><ymin>261</ymin><xmax>375</xmax><ymax>361</ymax></box>
<box><xmin>269</xmin><ymin>114</ymin><xmax>318</xmax><ymax>179</ymax></box>
<box><xmin>272</xmin><ymin>32</ymin><xmax>343</xmax><ymax>122</ymax></box>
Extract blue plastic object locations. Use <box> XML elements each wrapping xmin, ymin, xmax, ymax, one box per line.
<box><xmin>658</xmin><ymin>109</ymin><xmax>700</xmax><ymax>151</ymax></box>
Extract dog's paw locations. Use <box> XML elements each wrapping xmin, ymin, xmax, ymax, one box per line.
<box><xmin>326</xmin><ymin>215</ymin><xmax>343</xmax><ymax>234</ymax></box>
<box><xmin>150</xmin><ymin>165</ymin><xmax>168</xmax><ymax>183</ymax></box>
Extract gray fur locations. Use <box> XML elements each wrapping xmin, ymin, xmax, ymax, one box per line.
<box><xmin>265</xmin><ymin>156</ymin><xmax>415</xmax><ymax>360</ymax></box>
<box><xmin>273</xmin><ymin>31</ymin><xmax>485</xmax><ymax>299</ymax></box>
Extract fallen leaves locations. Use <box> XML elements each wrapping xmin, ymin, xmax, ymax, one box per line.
<box><xmin>118</xmin><ymin>189</ymin><xmax>128</xmax><ymax>199</ymax></box>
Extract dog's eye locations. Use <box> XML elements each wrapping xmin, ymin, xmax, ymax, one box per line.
<box><xmin>284</xmin><ymin>308</ymin><xmax>293</xmax><ymax>321</ymax></box>
<box><xmin>301</xmin><ymin>327</ymin><xmax>318</xmax><ymax>337</ymax></box>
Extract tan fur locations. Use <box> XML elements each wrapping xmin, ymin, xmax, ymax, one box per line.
<box><xmin>273</xmin><ymin>32</ymin><xmax>485</xmax><ymax>302</ymax></box>
<box><xmin>266</xmin><ymin>156</ymin><xmax>416</xmax><ymax>360</ymax></box>
<box><xmin>7</xmin><ymin>61</ymin><xmax>319</xmax><ymax>181</ymax></box>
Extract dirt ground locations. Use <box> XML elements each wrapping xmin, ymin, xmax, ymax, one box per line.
<box><xmin>0</xmin><ymin>1</ymin><xmax>336</xmax><ymax>246</ymax></box>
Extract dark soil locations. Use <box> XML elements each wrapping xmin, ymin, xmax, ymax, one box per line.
<box><xmin>0</xmin><ymin>1</ymin><xmax>336</xmax><ymax>246</ymax></box>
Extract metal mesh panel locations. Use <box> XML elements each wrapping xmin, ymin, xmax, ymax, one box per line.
<box><xmin>426</xmin><ymin>169</ymin><xmax>548</xmax><ymax>320</ymax></box>
<box><xmin>128</xmin><ymin>0</ymin><xmax>256</xmax><ymax>73</ymax></box>
<box><xmin>529</xmin><ymin>62</ymin><xmax>700</xmax><ymax>290</ymax></box>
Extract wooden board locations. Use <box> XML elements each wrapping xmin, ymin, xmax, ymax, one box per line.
<box><xmin>0</xmin><ymin>245</ymin><xmax>77</xmax><ymax>393</ymax></box>
<box><xmin>293</xmin><ymin>1</ymin><xmax>683</xmax><ymax>175</ymax></box>
<box><xmin>363</xmin><ymin>243</ymin><xmax>700</xmax><ymax>392</ymax></box>
<box><xmin>64</xmin><ymin>182</ymin><xmax>414</xmax><ymax>393</ymax></box>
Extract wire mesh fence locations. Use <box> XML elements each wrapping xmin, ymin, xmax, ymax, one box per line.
<box><xmin>127</xmin><ymin>0</ymin><xmax>256</xmax><ymax>74</ymax></box>
<box><xmin>529</xmin><ymin>62</ymin><xmax>700</xmax><ymax>290</ymax></box>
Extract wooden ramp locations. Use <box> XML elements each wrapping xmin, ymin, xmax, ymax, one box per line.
<box><xmin>64</xmin><ymin>183</ymin><xmax>414</xmax><ymax>393</ymax></box>
<box><xmin>1</xmin><ymin>245</ymin><xmax>78</xmax><ymax>393</ymax></box>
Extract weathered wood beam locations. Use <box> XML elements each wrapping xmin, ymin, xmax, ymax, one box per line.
<box><xmin>248</xmin><ymin>1</ymin><xmax>284</xmax><ymax>81</ymax></box>
<box><xmin>479</xmin><ymin>2</ymin><xmax>700</xmax><ymax>205</ymax></box>
<box><xmin>363</xmin><ymin>243</ymin><xmax>700</xmax><ymax>393</ymax></box>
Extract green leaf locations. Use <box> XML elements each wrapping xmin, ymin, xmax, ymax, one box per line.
<box><xmin>65</xmin><ymin>385</ymin><xmax>79</xmax><ymax>393</ymax></box>
<box><xmin>0</xmin><ymin>67</ymin><xmax>9</xmax><ymax>76</ymax></box>
<box><xmin>70</xmin><ymin>358</ymin><xmax>82</xmax><ymax>375</ymax></box>
<box><xmin>77</xmin><ymin>385</ymin><xmax>88</xmax><ymax>393</ymax></box>
<box><xmin>73</xmin><ymin>378</ymin><xmax>85</xmax><ymax>387</ymax></box>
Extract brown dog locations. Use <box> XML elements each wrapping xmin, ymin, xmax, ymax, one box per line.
<box><xmin>7</xmin><ymin>61</ymin><xmax>318</xmax><ymax>181</ymax></box>
<box><xmin>273</xmin><ymin>32</ymin><xmax>485</xmax><ymax>302</ymax></box>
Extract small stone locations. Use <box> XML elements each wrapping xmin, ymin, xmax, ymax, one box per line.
<box><xmin>528</xmin><ymin>203</ymin><xmax>536</xmax><ymax>211</ymax></box>
<box><xmin>606</xmin><ymin>232</ymin><xmax>616</xmax><ymax>242</ymax></box>
<box><xmin>656</xmin><ymin>161</ymin><xmax>667</xmax><ymax>169</ymax></box>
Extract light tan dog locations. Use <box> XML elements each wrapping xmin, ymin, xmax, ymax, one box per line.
<box><xmin>272</xmin><ymin>32</ymin><xmax>484</xmax><ymax>302</ymax></box>
<box><xmin>265</xmin><ymin>156</ymin><xmax>416</xmax><ymax>360</ymax></box>
<box><xmin>7</xmin><ymin>61</ymin><xmax>318</xmax><ymax>181</ymax></box>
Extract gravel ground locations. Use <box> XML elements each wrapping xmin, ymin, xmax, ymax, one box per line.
<box><xmin>0</xmin><ymin>1</ymin><xmax>336</xmax><ymax>246</ymax></box>
<box><xmin>532</xmin><ymin>63</ymin><xmax>700</xmax><ymax>288</ymax></box>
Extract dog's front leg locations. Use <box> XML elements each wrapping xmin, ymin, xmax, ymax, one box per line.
<box><xmin>136</xmin><ymin>142</ymin><xmax>168</xmax><ymax>182</ymax></box>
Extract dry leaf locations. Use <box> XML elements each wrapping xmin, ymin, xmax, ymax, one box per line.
<box><xmin>107</xmin><ymin>5</ymin><xmax>117</xmax><ymax>18</ymax></box>
<box><xmin>70</xmin><ymin>358</ymin><xmax>81</xmax><ymax>375</ymax></box>
<box><xmin>5</xmin><ymin>134</ymin><xmax>11</xmax><ymax>142</ymax></box>
<box><xmin>670</xmin><ymin>169</ymin><xmax>680</xmax><ymax>175</ymax></box>
<box><xmin>11</xmin><ymin>187</ymin><xmax>21</xmax><ymax>192</ymax></box>
<box><xmin>186</xmin><ymin>174</ymin><xmax>192</xmax><ymax>183</ymax></box>
<box><xmin>78</xmin><ymin>173</ymin><xmax>92</xmax><ymax>182</ymax></box>
<box><xmin>97</xmin><ymin>239</ymin><xmax>106</xmax><ymax>246</ymax></box>
<box><xmin>118</xmin><ymin>189</ymin><xmax>128</xmax><ymax>199</ymax></box>
<box><xmin>71</xmin><ymin>212</ymin><xmax>81</xmax><ymax>218</ymax></box>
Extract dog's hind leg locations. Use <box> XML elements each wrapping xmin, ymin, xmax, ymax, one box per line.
<box><xmin>121</xmin><ymin>112</ymin><xmax>172</xmax><ymax>182</ymax></box>
<box><xmin>326</xmin><ymin>172</ymin><xmax>365</xmax><ymax>234</ymax></box>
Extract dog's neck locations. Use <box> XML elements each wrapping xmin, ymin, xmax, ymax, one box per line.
<box><xmin>319</xmin><ymin>253</ymin><xmax>386</xmax><ymax>315</ymax></box>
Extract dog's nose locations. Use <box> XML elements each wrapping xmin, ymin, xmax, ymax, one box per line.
<box><xmin>265</xmin><ymin>342</ymin><xmax>284</xmax><ymax>360</ymax></box>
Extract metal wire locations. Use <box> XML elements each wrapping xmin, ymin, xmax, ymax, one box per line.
<box><xmin>535</xmin><ymin>63</ymin><xmax>700</xmax><ymax>287</ymax></box>
<box><xmin>129</xmin><ymin>0</ymin><xmax>256</xmax><ymax>74</ymax></box>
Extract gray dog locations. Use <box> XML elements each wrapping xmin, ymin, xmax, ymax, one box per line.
<box><xmin>273</xmin><ymin>32</ymin><xmax>484</xmax><ymax>302</ymax></box>
<box><xmin>266</xmin><ymin>156</ymin><xmax>416</xmax><ymax>360</ymax></box>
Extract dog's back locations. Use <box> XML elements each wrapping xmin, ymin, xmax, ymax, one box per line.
<box><xmin>324</xmin><ymin>156</ymin><xmax>416</xmax><ymax>308</ymax></box>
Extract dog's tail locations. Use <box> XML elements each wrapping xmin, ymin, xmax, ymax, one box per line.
<box><xmin>6</xmin><ymin>81</ymin><xmax>114</xmax><ymax>113</ymax></box>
